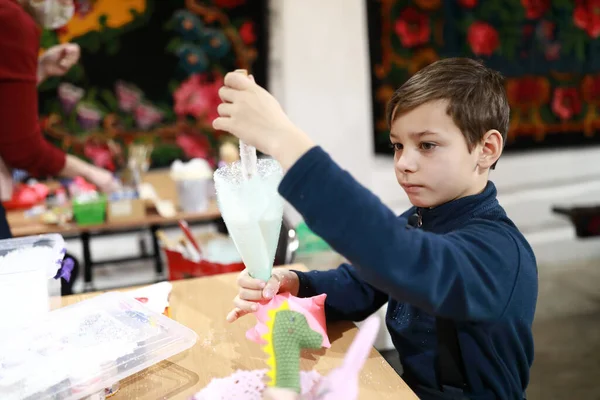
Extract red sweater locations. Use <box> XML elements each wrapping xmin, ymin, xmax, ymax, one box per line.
<box><xmin>0</xmin><ymin>0</ymin><xmax>66</xmax><ymax>177</ymax></box>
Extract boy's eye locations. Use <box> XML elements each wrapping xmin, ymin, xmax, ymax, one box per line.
<box><xmin>389</xmin><ymin>142</ymin><xmax>403</xmax><ymax>151</ymax></box>
<box><xmin>420</xmin><ymin>142</ymin><xmax>436</xmax><ymax>151</ymax></box>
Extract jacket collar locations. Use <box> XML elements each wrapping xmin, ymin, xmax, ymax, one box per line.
<box><xmin>417</xmin><ymin>181</ymin><xmax>499</xmax><ymax>230</ymax></box>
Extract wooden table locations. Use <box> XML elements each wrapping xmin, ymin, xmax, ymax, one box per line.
<box><xmin>6</xmin><ymin>201</ymin><xmax>221</xmax><ymax>238</ymax></box>
<box><xmin>59</xmin><ymin>266</ymin><xmax>417</xmax><ymax>399</ymax></box>
<box><xmin>8</xmin><ymin>202</ymin><xmax>224</xmax><ymax>292</ymax></box>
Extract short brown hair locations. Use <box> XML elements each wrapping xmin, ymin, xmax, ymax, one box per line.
<box><xmin>386</xmin><ymin>58</ymin><xmax>509</xmax><ymax>168</ymax></box>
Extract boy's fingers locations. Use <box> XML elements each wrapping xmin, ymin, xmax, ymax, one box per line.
<box><xmin>238</xmin><ymin>288</ymin><xmax>264</xmax><ymax>301</ymax></box>
<box><xmin>218</xmin><ymin>86</ymin><xmax>238</xmax><ymax>103</ymax></box>
<box><xmin>212</xmin><ymin>116</ymin><xmax>232</xmax><ymax>132</ymax></box>
<box><xmin>224</xmin><ymin>71</ymin><xmax>254</xmax><ymax>90</ymax></box>
<box><xmin>238</xmin><ymin>272</ymin><xmax>267</xmax><ymax>290</ymax></box>
<box><xmin>226</xmin><ymin>307</ymin><xmax>246</xmax><ymax>323</ymax></box>
<box><xmin>217</xmin><ymin>102</ymin><xmax>235</xmax><ymax>117</ymax></box>
<box><xmin>262</xmin><ymin>275</ymin><xmax>281</xmax><ymax>299</ymax></box>
<box><xmin>233</xmin><ymin>295</ymin><xmax>259</xmax><ymax>313</ymax></box>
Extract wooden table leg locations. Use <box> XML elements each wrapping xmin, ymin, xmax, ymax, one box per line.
<box><xmin>81</xmin><ymin>232</ymin><xmax>95</xmax><ymax>292</ymax></box>
<box><xmin>150</xmin><ymin>225</ymin><xmax>165</xmax><ymax>281</ymax></box>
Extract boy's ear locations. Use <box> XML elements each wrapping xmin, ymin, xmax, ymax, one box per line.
<box><xmin>478</xmin><ymin>129</ymin><xmax>503</xmax><ymax>170</ymax></box>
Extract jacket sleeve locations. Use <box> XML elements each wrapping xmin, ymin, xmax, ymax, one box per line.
<box><xmin>279</xmin><ymin>147</ymin><xmax>521</xmax><ymax>322</ymax></box>
<box><xmin>293</xmin><ymin>263</ymin><xmax>389</xmax><ymax>322</ymax></box>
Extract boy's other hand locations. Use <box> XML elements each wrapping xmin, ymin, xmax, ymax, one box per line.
<box><xmin>213</xmin><ymin>72</ymin><xmax>315</xmax><ymax>170</ymax></box>
<box><xmin>226</xmin><ymin>269</ymin><xmax>300</xmax><ymax>323</ymax></box>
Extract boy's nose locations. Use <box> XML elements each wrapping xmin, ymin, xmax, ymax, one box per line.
<box><xmin>395</xmin><ymin>152</ymin><xmax>417</xmax><ymax>173</ymax></box>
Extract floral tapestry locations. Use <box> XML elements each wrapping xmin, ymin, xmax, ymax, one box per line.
<box><xmin>367</xmin><ymin>0</ymin><xmax>600</xmax><ymax>155</ymax></box>
<box><xmin>38</xmin><ymin>0</ymin><xmax>268</xmax><ymax>170</ymax></box>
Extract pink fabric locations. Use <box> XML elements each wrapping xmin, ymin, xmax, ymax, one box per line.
<box><xmin>245</xmin><ymin>293</ymin><xmax>330</xmax><ymax>349</ymax></box>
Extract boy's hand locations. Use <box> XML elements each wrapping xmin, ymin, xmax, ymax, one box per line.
<box><xmin>226</xmin><ymin>269</ymin><xmax>300</xmax><ymax>323</ymax></box>
<box><xmin>212</xmin><ymin>72</ymin><xmax>315</xmax><ymax>170</ymax></box>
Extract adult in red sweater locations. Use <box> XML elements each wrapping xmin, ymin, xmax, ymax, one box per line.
<box><xmin>0</xmin><ymin>0</ymin><xmax>119</xmax><ymax>238</ymax></box>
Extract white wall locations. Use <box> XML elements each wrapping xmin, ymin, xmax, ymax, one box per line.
<box><xmin>269</xmin><ymin>0</ymin><xmax>600</xmax><ymax>268</ymax></box>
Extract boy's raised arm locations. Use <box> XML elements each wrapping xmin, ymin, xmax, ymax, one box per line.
<box><xmin>280</xmin><ymin>147</ymin><xmax>525</xmax><ymax>322</ymax></box>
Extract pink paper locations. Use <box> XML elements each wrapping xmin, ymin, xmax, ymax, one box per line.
<box><xmin>245</xmin><ymin>293</ymin><xmax>330</xmax><ymax>348</ymax></box>
<box><xmin>191</xmin><ymin>369</ymin><xmax>323</xmax><ymax>399</ymax></box>
<box><xmin>307</xmin><ymin>315</ymin><xmax>381</xmax><ymax>399</ymax></box>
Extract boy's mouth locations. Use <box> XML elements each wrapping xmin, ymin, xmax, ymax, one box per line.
<box><xmin>401</xmin><ymin>183</ymin><xmax>424</xmax><ymax>193</ymax></box>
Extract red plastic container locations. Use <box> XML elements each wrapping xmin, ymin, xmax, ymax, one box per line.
<box><xmin>163</xmin><ymin>248</ymin><xmax>245</xmax><ymax>281</ymax></box>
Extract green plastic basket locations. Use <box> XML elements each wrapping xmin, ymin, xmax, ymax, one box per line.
<box><xmin>72</xmin><ymin>195</ymin><xmax>107</xmax><ymax>226</ymax></box>
<box><xmin>295</xmin><ymin>221</ymin><xmax>331</xmax><ymax>254</ymax></box>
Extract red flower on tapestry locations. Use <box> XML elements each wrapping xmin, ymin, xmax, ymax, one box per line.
<box><xmin>539</xmin><ymin>21</ymin><xmax>555</xmax><ymax>39</ymax></box>
<box><xmin>544</xmin><ymin>43</ymin><xmax>561</xmax><ymax>60</ymax></box>
<box><xmin>414</xmin><ymin>0</ymin><xmax>441</xmax><ymax>10</ymax></box>
<box><xmin>84</xmin><ymin>142</ymin><xmax>115</xmax><ymax>172</ymax></box>
<box><xmin>74</xmin><ymin>0</ymin><xmax>94</xmax><ymax>18</ymax></box>
<box><xmin>467</xmin><ymin>22</ymin><xmax>499</xmax><ymax>56</ymax></box>
<box><xmin>173</xmin><ymin>74</ymin><xmax>222</xmax><ymax>122</ymax></box>
<box><xmin>521</xmin><ymin>0</ymin><xmax>550</xmax><ymax>19</ymax></box>
<box><xmin>574</xmin><ymin>0</ymin><xmax>600</xmax><ymax>38</ymax></box>
<box><xmin>239</xmin><ymin>21</ymin><xmax>256</xmax><ymax>45</ymax></box>
<box><xmin>523</xmin><ymin>25</ymin><xmax>534</xmax><ymax>36</ymax></box>
<box><xmin>213</xmin><ymin>0</ymin><xmax>245</xmax><ymax>8</ymax></box>
<box><xmin>582</xmin><ymin>74</ymin><xmax>600</xmax><ymax>104</ymax></box>
<box><xmin>458</xmin><ymin>0</ymin><xmax>478</xmax><ymax>8</ymax></box>
<box><xmin>394</xmin><ymin>8</ymin><xmax>430</xmax><ymax>48</ymax></box>
<box><xmin>551</xmin><ymin>88</ymin><xmax>582</xmax><ymax>120</ymax></box>
<box><xmin>506</xmin><ymin>77</ymin><xmax>550</xmax><ymax>108</ymax></box>
<box><xmin>54</xmin><ymin>26</ymin><xmax>68</xmax><ymax>35</ymax></box>
<box><xmin>176</xmin><ymin>133</ymin><xmax>211</xmax><ymax>161</ymax></box>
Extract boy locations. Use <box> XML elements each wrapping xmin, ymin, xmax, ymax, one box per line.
<box><xmin>213</xmin><ymin>58</ymin><xmax>538</xmax><ymax>399</ymax></box>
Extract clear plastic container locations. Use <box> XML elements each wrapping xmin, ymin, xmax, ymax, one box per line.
<box><xmin>0</xmin><ymin>234</ymin><xmax>66</xmax><ymax>328</ymax></box>
<box><xmin>0</xmin><ymin>291</ymin><xmax>198</xmax><ymax>400</ymax></box>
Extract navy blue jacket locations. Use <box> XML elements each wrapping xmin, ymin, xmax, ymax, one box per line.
<box><xmin>278</xmin><ymin>147</ymin><xmax>538</xmax><ymax>399</ymax></box>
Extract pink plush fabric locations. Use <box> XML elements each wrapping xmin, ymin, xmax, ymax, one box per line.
<box><xmin>245</xmin><ymin>293</ymin><xmax>330</xmax><ymax>348</ymax></box>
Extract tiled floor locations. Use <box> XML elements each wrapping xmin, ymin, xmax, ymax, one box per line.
<box><xmin>71</xmin><ymin>247</ymin><xmax>600</xmax><ymax>400</ymax></box>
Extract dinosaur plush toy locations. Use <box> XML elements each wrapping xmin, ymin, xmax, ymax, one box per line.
<box><xmin>262</xmin><ymin>299</ymin><xmax>324</xmax><ymax>392</ymax></box>
<box><xmin>191</xmin><ymin>295</ymin><xmax>381</xmax><ymax>400</ymax></box>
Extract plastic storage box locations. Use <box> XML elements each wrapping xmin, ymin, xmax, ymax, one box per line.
<box><xmin>0</xmin><ymin>291</ymin><xmax>198</xmax><ymax>400</ymax></box>
<box><xmin>0</xmin><ymin>234</ymin><xmax>66</xmax><ymax>328</ymax></box>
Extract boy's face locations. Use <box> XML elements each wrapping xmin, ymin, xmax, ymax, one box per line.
<box><xmin>390</xmin><ymin>100</ymin><xmax>486</xmax><ymax>208</ymax></box>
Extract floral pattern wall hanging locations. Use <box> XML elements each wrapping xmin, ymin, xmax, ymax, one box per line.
<box><xmin>367</xmin><ymin>0</ymin><xmax>600</xmax><ymax>155</ymax></box>
<box><xmin>38</xmin><ymin>0</ymin><xmax>268</xmax><ymax>170</ymax></box>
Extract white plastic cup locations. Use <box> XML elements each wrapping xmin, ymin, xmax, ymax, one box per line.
<box><xmin>175</xmin><ymin>178</ymin><xmax>210</xmax><ymax>213</ymax></box>
<box><xmin>170</xmin><ymin>158</ymin><xmax>213</xmax><ymax>213</ymax></box>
